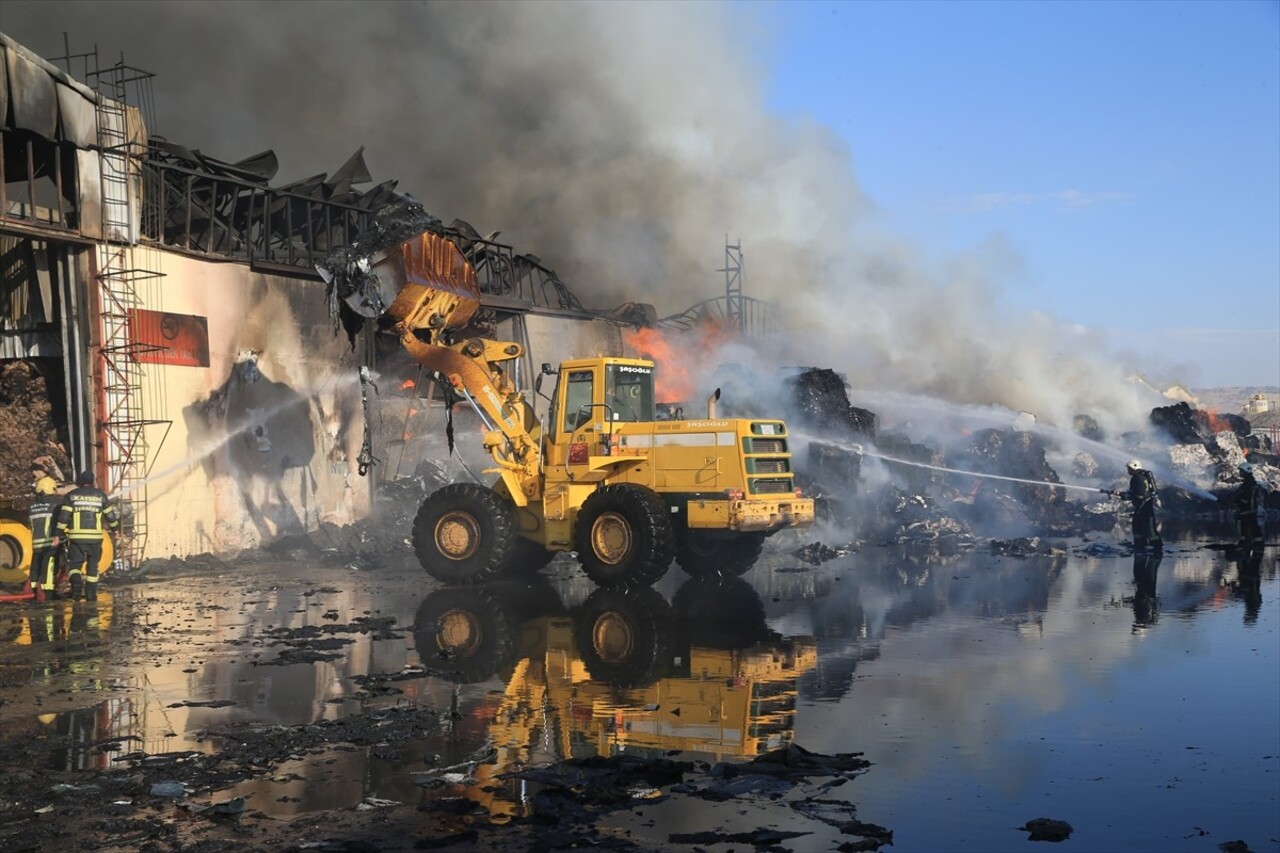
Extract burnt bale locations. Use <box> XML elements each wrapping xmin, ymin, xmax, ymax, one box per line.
<box><xmin>876</xmin><ymin>432</ymin><xmax>937</xmax><ymax>495</ymax></box>
<box><xmin>786</xmin><ymin>368</ymin><xmax>877</xmax><ymax>438</ymax></box>
<box><xmin>1203</xmin><ymin>411</ymin><xmax>1251</xmax><ymax>438</ymax></box>
<box><xmin>1150</xmin><ymin>402</ymin><xmax>1206</xmax><ymax>444</ymax></box>
<box><xmin>966</xmin><ymin>429</ymin><xmax>1063</xmax><ymax>510</ymax></box>
<box><xmin>1073</xmin><ymin>414</ymin><xmax>1104</xmax><ymax>442</ymax></box>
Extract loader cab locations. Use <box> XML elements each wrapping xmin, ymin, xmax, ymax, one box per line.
<box><xmin>546</xmin><ymin>357</ymin><xmax>656</xmax><ymax>441</ymax></box>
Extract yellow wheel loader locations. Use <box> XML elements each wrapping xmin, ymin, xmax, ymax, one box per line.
<box><xmin>354</xmin><ymin>231</ymin><xmax>815</xmax><ymax>587</ymax></box>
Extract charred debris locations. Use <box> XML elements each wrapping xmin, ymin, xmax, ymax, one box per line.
<box><xmin>728</xmin><ymin>368</ymin><xmax>1276</xmax><ymax>553</ymax></box>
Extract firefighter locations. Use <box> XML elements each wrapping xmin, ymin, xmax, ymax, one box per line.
<box><xmin>1232</xmin><ymin>462</ymin><xmax>1267</xmax><ymax>554</ymax></box>
<box><xmin>28</xmin><ymin>476</ymin><xmax>63</xmax><ymax>603</ymax></box>
<box><xmin>54</xmin><ymin>470</ymin><xmax>120</xmax><ymax>602</ymax></box>
<box><xmin>1118</xmin><ymin>459</ymin><xmax>1162</xmax><ymax>550</ymax></box>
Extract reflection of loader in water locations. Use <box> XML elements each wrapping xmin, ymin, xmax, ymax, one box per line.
<box><xmin>413</xmin><ymin>578</ymin><xmax>816</xmax><ymax>821</ymax></box>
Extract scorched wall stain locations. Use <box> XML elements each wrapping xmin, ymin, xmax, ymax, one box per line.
<box><xmin>139</xmin><ymin>254</ymin><xmax>368</xmax><ymax>557</ymax></box>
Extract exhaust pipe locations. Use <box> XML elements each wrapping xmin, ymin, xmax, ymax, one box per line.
<box><xmin>708</xmin><ymin>388</ymin><xmax>721</xmax><ymax>419</ymax></box>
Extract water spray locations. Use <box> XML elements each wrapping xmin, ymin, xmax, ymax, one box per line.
<box><xmin>112</xmin><ymin>372</ymin><xmax>361</xmax><ymax>499</ymax></box>
<box><xmin>809</xmin><ymin>435</ymin><xmax>1108</xmax><ymax>495</ymax></box>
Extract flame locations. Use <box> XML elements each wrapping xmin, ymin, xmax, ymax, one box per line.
<box><xmin>622</xmin><ymin>320</ymin><xmax>735</xmax><ymax>403</ymax></box>
<box><xmin>400</xmin><ymin>378</ymin><xmax>415</xmax><ymax>391</ymax></box>
<box><xmin>1204</xmin><ymin>409</ymin><xmax>1232</xmax><ymax>434</ymax></box>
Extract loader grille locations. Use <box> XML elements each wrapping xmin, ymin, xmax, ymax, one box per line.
<box><xmin>747</xmin><ymin>458</ymin><xmax>790</xmax><ymax>474</ymax></box>
<box><xmin>750</xmin><ymin>478</ymin><xmax>794</xmax><ymax>495</ymax></box>
<box><xmin>745</xmin><ymin>438</ymin><xmax>787</xmax><ymax>454</ymax></box>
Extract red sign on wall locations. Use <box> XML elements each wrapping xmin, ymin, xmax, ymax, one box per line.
<box><xmin>128</xmin><ymin>309</ymin><xmax>210</xmax><ymax>367</ymax></box>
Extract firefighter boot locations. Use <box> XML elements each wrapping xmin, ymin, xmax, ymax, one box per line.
<box><xmin>85</xmin><ymin>583</ymin><xmax>97</xmax><ymax>603</ymax></box>
<box><xmin>33</xmin><ymin>586</ymin><xmax>46</xmax><ymax>604</ymax></box>
<box><xmin>69</xmin><ymin>573</ymin><xmax>84</xmax><ymax>602</ymax></box>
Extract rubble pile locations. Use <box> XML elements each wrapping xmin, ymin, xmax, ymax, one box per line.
<box><xmin>874</xmin><ymin>489</ymin><xmax>977</xmax><ymax>550</ymax></box>
<box><xmin>777</xmin><ymin>369</ymin><xmax>1278</xmax><ymax>545</ymax></box>
<box><xmin>0</xmin><ymin>361</ymin><xmax>70</xmax><ymax>500</ymax></box>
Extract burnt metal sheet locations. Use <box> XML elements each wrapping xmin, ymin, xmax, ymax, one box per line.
<box><xmin>76</xmin><ymin>149</ymin><xmax>103</xmax><ymax>240</ymax></box>
<box><xmin>0</xmin><ymin>234</ymin><xmax>33</xmax><ymax>322</ymax></box>
<box><xmin>0</xmin><ymin>47</ymin><xmax>8</xmax><ymax>131</ymax></box>
<box><xmin>33</xmin><ymin>239</ymin><xmax>54</xmax><ymax>324</ymax></box>
<box><xmin>55</xmin><ymin>81</ymin><xmax>97</xmax><ymax>148</ymax></box>
<box><xmin>5</xmin><ymin>46</ymin><xmax>58</xmax><ymax>139</ymax></box>
<box><xmin>233</xmin><ymin>150</ymin><xmax>279</xmax><ymax>182</ymax></box>
<box><xmin>328</xmin><ymin>147</ymin><xmax>372</xmax><ymax>187</ymax></box>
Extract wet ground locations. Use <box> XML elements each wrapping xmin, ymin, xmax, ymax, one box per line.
<box><xmin>0</xmin><ymin>534</ymin><xmax>1276</xmax><ymax>852</ymax></box>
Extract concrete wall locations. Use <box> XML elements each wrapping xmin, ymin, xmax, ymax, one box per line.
<box><xmin>136</xmin><ymin>253</ymin><xmax>368</xmax><ymax>558</ymax></box>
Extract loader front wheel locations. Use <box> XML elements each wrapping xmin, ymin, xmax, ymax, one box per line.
<box><xmin>675</xmin><ymin>530</ymin><xmax>766</xmax><ymax>579</ymax></box>
<box><xmin>412</xmin><ymin>483</ymin><xmax>517</xmax><ymax>584</ymax></box>
<box><xmin>574</xmin><ymin>484</ymin><xmax>675</xmax><ymax>587</ymax></box>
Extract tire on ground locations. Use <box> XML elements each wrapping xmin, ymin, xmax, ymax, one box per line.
<box><xmin>575</xmin><ymin>586</ymin><xmax>675</xmax><ymax>688</ymax></box>
<box><xmin>675</xmin><ymin>530</ymin><xmax>766</xmax><ymax>579</ymax></box>
<box><xmin>412</xmin><ymin>483</ymin><xmax>517</xmax><ymax>584</ymax></box>
<box><xmin>573</xmin><ymin>484</ymin><xmax>675</xmax><ymax>587</ymax></box>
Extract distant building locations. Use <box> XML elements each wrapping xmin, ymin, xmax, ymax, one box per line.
<box><xmin>1243</xmin><ymin>393</ymin><xmax>1272</xmax><ymax>415</ymax></box>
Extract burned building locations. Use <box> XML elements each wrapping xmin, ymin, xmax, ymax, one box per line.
<box><xmin>0</xmin><ymin>34</ymin><xmax>640</xmax><ymax>568</ymax></box>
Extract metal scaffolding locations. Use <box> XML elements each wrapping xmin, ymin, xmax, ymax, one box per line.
<box><xmin>90</xmin><ymin>57</ymin><xmax>168</xmax><ymax>569</ymax></box>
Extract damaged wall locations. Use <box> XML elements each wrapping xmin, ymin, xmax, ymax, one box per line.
<box><xmin>136</xmin><ymin>253</ymin><xmax>368</xmax><ymax>557</ymax></box>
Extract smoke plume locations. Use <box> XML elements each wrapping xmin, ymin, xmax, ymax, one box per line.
<box><xmin>1</xmin><ymin>1</ymin><xmax>1157</xmax><ymax>432</ymax></box>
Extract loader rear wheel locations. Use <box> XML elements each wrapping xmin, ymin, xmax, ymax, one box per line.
<box><xmin>575</xmin><ymin>586</ymin><xmax>675</xmax><ymax>688</ymax></box>
<box><xmin>574</xmin><ymin>484</ymin><xmax>675</xmax><ymax>587</ymax></box>
<box><xmin>412</xmin><ymin>483</ymin><xmax>517</xmax><ymax>584</ymax></box>
<box><xmin>675</xmin><ymin>530</ymin><xmax>766</xmax><ymax>579</ymax></box>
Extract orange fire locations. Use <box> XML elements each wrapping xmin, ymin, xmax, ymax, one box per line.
<box><xmin>1204</xmin><ymin>409</ymin><xmax>1232</xmax><ymax>434</ymax></box>
<box><xmin>400</xmin><ymin>378</ymin><xmax>415</xmax><ymax>391</ymax></box>
<box><xmin>622</xmin><ymin>320</ymin><xmax>735</xmax><ymax>403</ymax></box>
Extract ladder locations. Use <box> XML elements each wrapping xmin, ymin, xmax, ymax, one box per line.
<box><xmin>93</xmin><ymin>65</ymin><xmax>165</xmax><ymax>570</ymax></box>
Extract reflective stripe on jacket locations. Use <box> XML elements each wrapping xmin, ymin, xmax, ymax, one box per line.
<box><xmin>55</xmin><ymin>486</ymin><xmax>120</xmax><ymax>541</ymax></box>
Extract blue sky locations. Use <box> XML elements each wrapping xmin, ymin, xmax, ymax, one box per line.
<box><xmin>757</xmin><ymin>0</ymin><xmax>1279</xmax><ymax>388</ymax></box>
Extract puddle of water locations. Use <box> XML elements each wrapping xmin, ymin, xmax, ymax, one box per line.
<box><xmin>3</xmin><ymin>545</ymin><xmax>1276</xmax><ymax>851</ymax></box>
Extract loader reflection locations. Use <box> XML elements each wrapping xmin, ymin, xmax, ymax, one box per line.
<box><xmin>412</xmin><ymin>577</ymin><xmax>816</xmax><ymax>823</ymax></box>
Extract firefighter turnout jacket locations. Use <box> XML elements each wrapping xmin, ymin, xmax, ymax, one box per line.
<box><xmin>56</xmin><ymin>485</ymin><xmax>121</xmax><ymax>541</ymax></box>
<box><xmin>29</xmin><ymin>494</ymin><xmax>62</xmax><ymax>549</ymax></box>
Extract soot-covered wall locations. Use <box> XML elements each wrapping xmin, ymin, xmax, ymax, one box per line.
<box><xmin>139</xmin><ymin>253</ymin><xmax>368</xmax><ymax>557</ymax></box>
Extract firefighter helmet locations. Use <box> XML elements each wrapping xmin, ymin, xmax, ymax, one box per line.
<box><xmin>1126</xmin><ymin>459</ymin><xmax>1142</xmax><ymax>472</ymax></box>
<box><xmin>35</xmin><ymin>477</ymin><xmax>57</xmax><ymax>495</ymax></box>
<box><xmin>76</xmin><ymin>469</ymin><xmax>94</xmax><ymax>486</ymax></box>
<box><xmin>1239</xmin><ymin>462</ymin><xmax>1254</xmax><ymax>475</ymax></box>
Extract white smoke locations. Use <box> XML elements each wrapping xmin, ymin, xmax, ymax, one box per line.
<box><xmin>1</xmin><ymin>0</ymin><xmax>1158</xmax><ymax>430</ymax></box>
